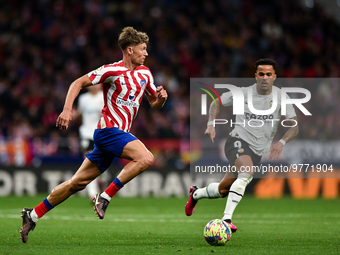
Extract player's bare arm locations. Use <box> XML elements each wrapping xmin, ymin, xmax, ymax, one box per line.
<box><xmin>146</xmin><ymin>86</ymin><xmax>168</xmax><ymax>109</ymax></box>
<box><xmin>269</xmin><ymin>116</ymin><xmax>299</xmax><ymax>160</ymax></box>
<box><xmin>56</xmin><ymin>75</ymin><xmax>93</xmax><ymax>130</ymax></box>
<box><xmin>204</xmin><ymin>100</ymin><xmax>220</xmax><ymax>143</ymax></box>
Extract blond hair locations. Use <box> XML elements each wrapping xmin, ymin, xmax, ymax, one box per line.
<box><xmin>118</xmin><ymin>27</ymin><xmax>149</xmax><ymax>51</ymax></box>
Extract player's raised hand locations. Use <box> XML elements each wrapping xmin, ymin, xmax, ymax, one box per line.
<box><xmin>269</xmin><ymin>141</ymin><xmax>284</xmax><ymax>160</ymax></box>
<box><xmin>205</xmin><ymin>125</ymin><xmax>216</xmax><ymax>143</ymax></box>
<box><xmin>156</xmin><ymin>86</ymin><xmax>168</xmax><ymax>100</ymax></box>
<box><xmin>56</xmin><ymin>110</ymin><xmax>72</xmax><ymax>130</ymax></box>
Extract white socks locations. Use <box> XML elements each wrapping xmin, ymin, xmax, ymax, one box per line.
<box><xmin>222</xmin><ymin>173</ymin><xmax>253</xmax><ymax>221</ymax></box>
<box><xmin>30</xmin><ymin>209</ymin><xmax>39</xmax><ymax>223</ymax></box>
<box><xmin>192</xmin><ymin>173</ymin><xmax>253</xmax><ymax>221</ymax></box>
<box><xmin>193</xmin><ymin>183</ymin><xmax>221</xmax><ymax>200</ymax></box>
<box><xmin>100</xmin><ymin>191</ymin><xmax>112</xmax><ymax>201</ymax></box>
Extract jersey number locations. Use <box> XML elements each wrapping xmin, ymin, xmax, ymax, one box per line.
<box><xmin>234</xmin><ymin>140</ymin><xmax>244</xmax><ymax>155</ymax></box>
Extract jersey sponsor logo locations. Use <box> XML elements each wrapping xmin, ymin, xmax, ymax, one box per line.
<box><xmin>245</xmin><ymin>113</ymin><xmax>274</xmax><ymax>120</ymax></box>
<box><xmin>116</xmin><ymin>98</ymin><xmax>139</xmax><ymax>107</ymax></box>
<box><xmin>140</xmin><ymin>80</ymin><xmax>146</xmax><ymax>87</ymax></box>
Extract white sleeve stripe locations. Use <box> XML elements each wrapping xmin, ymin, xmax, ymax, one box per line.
<box><xmin>116</xmin><ymin>79</ymin><xmax>130</xmax><ymax>130</ymax></box>
<box><xmin>126</xmin><ymin>71</ymin><xmax>138</xmax><ymax>122</ymax></box>
<box><xmin>134</xmin><ymin>72</ymin><xmax>146</xmax><ymax>102</ymax></box>
<box><xmin>89</xmin><ymin>66</ymin><xmax>127</xmax><ymax>84</ymax></box>
<box><xmin>107</xmin><ymin>88</ymin><xmax>124</xmax><ymax>128</ymax></box>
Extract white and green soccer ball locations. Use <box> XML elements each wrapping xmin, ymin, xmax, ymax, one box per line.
<box><xmin>203</xmin><ymin>219</ymin><xmax>232</xmax><ymax>246</ymax></box>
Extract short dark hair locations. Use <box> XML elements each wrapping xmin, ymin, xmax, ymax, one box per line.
<box><xmin>255</xmin><ymin>58</ymin><xmax>277</xmax><ymax>73</ymax></box>
<box><xmin>118</xmin><ymin>27</ymin><xmax>149</xmax><ymax>51</ymax></box>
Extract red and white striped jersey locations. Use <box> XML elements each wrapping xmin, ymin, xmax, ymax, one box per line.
<box><xmin>88</xmin><ymin>60</ymin><xmax>157</xmax><ymax>132</ymax></box>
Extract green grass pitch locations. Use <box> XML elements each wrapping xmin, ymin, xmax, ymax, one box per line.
<box><xmin>0</xmin><ymin>195</ymin><xmax>339</xmax><ymax>254</ymax></box>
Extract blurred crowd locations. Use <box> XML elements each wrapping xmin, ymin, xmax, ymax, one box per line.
<box><xmin>0</xmin><ymin>0</ymin><xmax>340</xmax><ymax>166</ymax></box>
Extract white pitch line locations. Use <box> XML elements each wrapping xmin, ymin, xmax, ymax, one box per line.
<box><xmin>1</xmin><ymin>214</ymin><xmax>203</xmax><ymax>223</ymax></box>
<box><xmin>1</xmin><ymin>213</ymin><xmax>339</xmax><ymax>225</ymax></box>
<box><xmin>3</xmin><ymin>209</ymin><xmax>339</xmax><ymax>219</ymax></box>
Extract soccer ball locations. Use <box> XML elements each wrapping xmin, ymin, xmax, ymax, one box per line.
<box><xmin>203</xmin><ymin>219</ymin><xmax>232</xmax><ymax>246</ymax></box>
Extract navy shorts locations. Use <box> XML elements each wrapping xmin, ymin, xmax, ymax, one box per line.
<box><xmin>224</xmin><ymin>136</ymin><xmax>262</xmax><ymax>167</ymax></box>
<box><xmin>86</xmin><ymin>127</ymin><xmax>137</xmax><ymax>173</ymax></box>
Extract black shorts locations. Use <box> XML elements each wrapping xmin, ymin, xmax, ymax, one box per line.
<box><xmin>224</xmin><ymin>136</ymin><xmax>262</xmax><ymax>166</ymax></box>
<box><xmin>80</xmin><ymin>139</ymin><xmax>95</xmax><ymax>152</ymax></box>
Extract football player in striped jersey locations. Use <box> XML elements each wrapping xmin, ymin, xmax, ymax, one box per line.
<box><xmin>20</xmin><ymin>27</ymin><xmax>167</xmax><ymax>243</ymax></box>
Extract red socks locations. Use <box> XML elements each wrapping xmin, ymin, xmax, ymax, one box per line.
<box><xmin>104</xmin><ymin>178</ymin><xmax>124</xmax><ymax>198</ymax></box>
<box><xmin>34</xmin><ymin>198</ymin><xmax>54</xmax><ymax>218</ymax></box>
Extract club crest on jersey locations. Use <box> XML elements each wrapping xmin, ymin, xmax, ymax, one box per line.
<box><xmin>238</xmin><ymin>149</ymin><xmax>244</xmax><ymax>153</ymax></box>
<box><xmin>129</xmin><ymin>91</ymin><xmax>135</xmax><ymax>101</ymax></box>
<box><xmin>270</xmin><ymin>100</ymin><xmax>273</xmax><ymax>108</ymax></box>
<box><xmin>140</xmin><ymin>80</ymin><xmax>146</xmax><ymax>87</ymax></box>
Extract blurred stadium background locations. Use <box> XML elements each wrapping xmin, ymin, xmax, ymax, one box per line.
<box><xmin>0</xmin><ymin>0</ymin><xmax>340</xmax><ymax>199</ymax></box>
